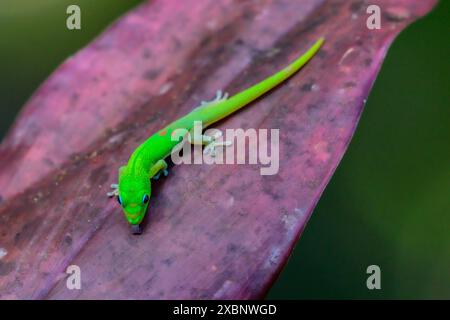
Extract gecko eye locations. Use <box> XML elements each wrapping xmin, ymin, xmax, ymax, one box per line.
<box><xmin>117</xmin><ymin>195</ymin><xmax>123</xmax><ymax>206</ymax></box>
<box><xmin>142</xmin><ymin>195</ymin><xmax>150</xmax><ymax>204</ymax></box>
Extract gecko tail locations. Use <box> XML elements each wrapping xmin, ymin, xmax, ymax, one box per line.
<box><xmin>199</xmin><ymin>37</ymin><xmax>324</xmax><ymax>125</ymax></box>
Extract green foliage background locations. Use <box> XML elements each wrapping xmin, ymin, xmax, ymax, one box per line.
<box><xmin>0</xmin><ymin>1</ymin><xmax>448</xmax><ymax>299</ymax></box>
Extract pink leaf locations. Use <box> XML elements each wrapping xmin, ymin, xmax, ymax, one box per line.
<box><xmin>0</xmin><ymin>0</ymin><xmax>437</xmax><ymax>299</ymax></box>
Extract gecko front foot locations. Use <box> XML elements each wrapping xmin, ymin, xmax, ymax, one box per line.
<box><xmin>200</xmin><ymin>90</ymin><xmax>229</xmax><ymax>106</ymax></box>
<box><xmin>203</xmin><ymin>131</ymin><xmax>232</xmax><ymax>157</ymax></box>
<box><xmin>152</xmin><ymin>168</ymin><xmax>169</xmax><ymax>180</ymax></box>
<box><xmin>107</xmin><ymin>183</ymin><xmax>119</xmax><ymax>197</ymax></box>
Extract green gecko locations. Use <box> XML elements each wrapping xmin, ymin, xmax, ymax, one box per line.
<box><xmin>108</xmin><ymin>38</ymin><xmax>324</xmax><ymax>234</ymax></box>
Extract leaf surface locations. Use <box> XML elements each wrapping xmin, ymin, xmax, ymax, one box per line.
<box><xmin>0</xmin><ymin>0</ymin><xmax>437</xmax><ymax>299</ymax></box>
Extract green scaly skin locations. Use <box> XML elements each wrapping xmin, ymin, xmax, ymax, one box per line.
<box><xmin>114</xmin><ymin>38</ymin><xmax>324</xmax><ymax>230</ymax></box>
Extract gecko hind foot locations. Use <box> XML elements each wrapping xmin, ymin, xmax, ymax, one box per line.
<box><xmin>204</xmin><ymin>141</ymin><xmax>232</xmax><ymax>157</ymax></box>
<box><xmin>203</xmin><ymin>130</ymin><xmax>232</xmax><ymax>157</ymax></box>
<box><xmin>107</xmin><ymin>183</ymin><xmax>119</xmax><ymax>197</ymax></box>
<box><xmin>200</xmin><ymin>90</ymin><xmax>229</xmax><ymax>106</ymax></box>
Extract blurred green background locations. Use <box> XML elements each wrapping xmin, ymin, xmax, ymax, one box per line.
<box><xmin>0</xmin><ymin>1</ymin><xmax>448</xmax><ymax>299</ymax></box>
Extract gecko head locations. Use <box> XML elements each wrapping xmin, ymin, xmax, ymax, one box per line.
<box><xmin>117</xmin><ymin>166</ymin><xmax>151</xmax><ymax>227</ymax></box>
